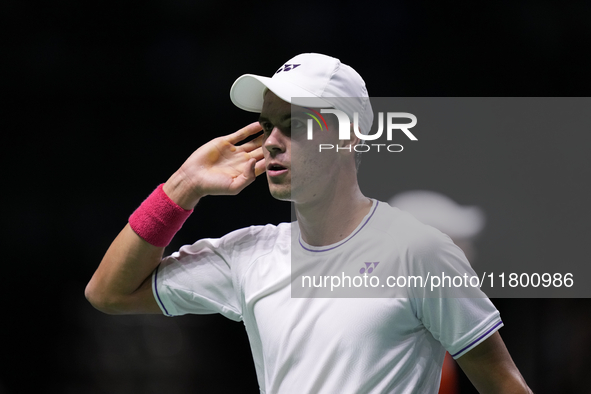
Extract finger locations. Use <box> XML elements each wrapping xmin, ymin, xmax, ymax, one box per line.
<box><xmin>241</xmin><ymin>158</ymin><xmax>258</xmax><ymax>181</ymax></box>
<box><xmin>247</xmin><ymin>146</ymin><xmax>264</xmax><ymax>161</ymax></box>
<box><xmin>254</xmin><ymin>158</ymin><xmax>267</xmax><ymax>177</ymax></box>
<box><xmin>226</xmin><ymin>122</ymin><xmax>263</xmax><ymax>145</ymax></box>
<box><xmin>240</xmin><ymin>134</ymin><xmax>264</xmax><ymax>151</ymax></box>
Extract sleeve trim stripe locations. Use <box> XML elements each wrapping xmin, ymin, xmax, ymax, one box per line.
<box><xmin>153</xmin><ymin>264</ymin><xmax>172</xmax><ymax>316</ymax></box>
<box><xmin>451</xmin><ymin>320</ymin><xmax>503</xmax><ymax>358</ymax></box>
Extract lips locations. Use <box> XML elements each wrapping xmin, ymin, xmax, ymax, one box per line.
<box><xmin>267</xmin><ymin>162</ymin><xmax>288</xmax><ymax>177</ymax></box>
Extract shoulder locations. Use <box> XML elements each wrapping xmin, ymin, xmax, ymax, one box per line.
<box><xmin>369</xmin><ymin>201</ymin><xmax>472</xmax><ymax>280</ymax></box>
<box><xmin>171</xmin><ymin>222</ymin><xmax>290</xmax><ymax>261</ymax></box>
<box><xmin>369</xmin><ymin>201</ymin><xmax>452</xmax><ymax>253</ymax></box>
<box><xmin>221</xmin><ymin>222</ymin><xmax>291</xmax><ymax>249</ymax></box>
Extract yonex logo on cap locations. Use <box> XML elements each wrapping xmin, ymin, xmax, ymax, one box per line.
<box><xmin>275</xmin><ymin>63</ymin><xmax>301</xmax><ymax>74</ymax></box>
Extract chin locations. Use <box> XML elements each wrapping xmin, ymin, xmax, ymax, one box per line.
<box><xmin>268</xmin><ymin>186</ymin><xmax>292</xmax><ymax>201</ymax></box>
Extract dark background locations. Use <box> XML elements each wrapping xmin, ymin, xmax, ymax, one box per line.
<box><xmin>3</xmin><ymin>1</ymin><xmax>591</xmax><ymax>393</ymax></box>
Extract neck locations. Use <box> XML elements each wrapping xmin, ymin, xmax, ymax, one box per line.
<box><xmin>294</xmin><ymin>181</ymin><xmax>372</xmax><ymax>247</ymax></box>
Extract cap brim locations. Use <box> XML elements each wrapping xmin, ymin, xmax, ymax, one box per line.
<box><xmin>230</xmin><ymin>74</ymin><xmax>332</xmax><ymax>113</ymax></box>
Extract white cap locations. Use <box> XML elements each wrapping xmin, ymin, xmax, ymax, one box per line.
<box><xmin>389</xmin><ymin>190</ymin><xmax>486</xmax><ymax>239</ymax></box>
<box><xmin>230</xmin><ymin>53</ymin><xmax>374</xmax><ymax>134</ymax></box>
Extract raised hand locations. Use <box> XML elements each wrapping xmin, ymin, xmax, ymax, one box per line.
<box><xmin>163</xmin><ymin>122</ymin><xmax>266</xmax><ymax>209</ymax></box>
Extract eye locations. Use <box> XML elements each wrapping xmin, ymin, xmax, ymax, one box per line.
<box><xmin>290</xmin><ymin>119</ymin><xmax>306</xmax><ymax>131</ymax></box>
<box><xmin>260</xmin><ymin>121</ymin><xmax>274</xmax><ymax>134</ymax></box>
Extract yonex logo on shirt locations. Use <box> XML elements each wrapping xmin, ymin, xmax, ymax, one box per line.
<box><xmin>359</xmin><ymin>262</ymin><xmax>380</xmax><ymax>275</ymax></box>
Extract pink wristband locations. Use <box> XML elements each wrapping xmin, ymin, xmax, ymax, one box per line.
<box><xmin>129</xmin><ymin>184</ymin><xmax>193</xmax><ymax>247</ymax></box>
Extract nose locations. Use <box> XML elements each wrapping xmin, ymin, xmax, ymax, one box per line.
<box><xmin>263</xmin><ymin>127</ymin><xmax>286</xmax><ymax>155</ymax></box>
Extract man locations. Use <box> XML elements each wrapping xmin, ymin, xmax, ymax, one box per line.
<box><xmin>86</xmin><ymin>53</ymin><xmax>531</xmax><ymax>393</ymax></box>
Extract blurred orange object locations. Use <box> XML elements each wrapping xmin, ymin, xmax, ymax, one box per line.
<box><xmin>438</xmin><ymin>352</ymin><xmax>458</xmax><ymax>394</ymax></box>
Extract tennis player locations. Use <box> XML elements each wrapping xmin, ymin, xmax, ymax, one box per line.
<box><xmin>86</xmin><ymin>53</ymin><xmax>532</xmax><ymax>393</ymax></box>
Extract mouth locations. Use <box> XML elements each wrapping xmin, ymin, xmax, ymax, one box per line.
<box><xmin>267</xmin><ymin>163</ymin><xmax>288</xmax><ymax>177</ymax></box>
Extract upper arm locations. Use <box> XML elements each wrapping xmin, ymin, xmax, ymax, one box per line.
<box><xmin>114</xmin><ymin>272</ymin><xmax>163</xmax><ymax>315</ymax></box>
<box><xmin>87</xmin><ymin>268</ymin><xmax>163</xmax><ymax>315</ymax></box>
<box><xmin>85</xmin><ymin>223</ymin><xmax>165</xmax><ymax>315</ymax></box>
<box><xmin>455</xmin><ymin>331</ymin><xmax>532</xmax><ymax>393</ymax></box>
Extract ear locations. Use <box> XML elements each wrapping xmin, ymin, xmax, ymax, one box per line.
<box><xmin>336</xmin><ymin>123</ymin><xmax>362</xmax><ymax>150</ymax></box>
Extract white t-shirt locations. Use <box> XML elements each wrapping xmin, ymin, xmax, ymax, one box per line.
<box><xmin>153</xmin><ymin>200</ymin><xmax>502</xmax><ymax>393</ymax></box>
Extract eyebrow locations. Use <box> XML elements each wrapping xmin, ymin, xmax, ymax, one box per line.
<box><xmin>258</xmin><ymin>113</ymin><xmax>293</xmax><ymax>124</ymax></box>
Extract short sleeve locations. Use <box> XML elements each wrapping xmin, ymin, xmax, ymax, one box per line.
<box><xmin>409</xmin><ymin>227</ymin><xmax>503</xmax><ymax>359</ymax></box>
<box><xmin>153</xmin><ymin>235</ymin><xmax>242</xmax><ymax>321</ymax></box>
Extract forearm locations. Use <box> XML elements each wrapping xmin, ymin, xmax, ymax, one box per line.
<box><xmin>85</xmin><ymin>122</ymin><xmax>263</xmax><ymax>314</ymax></box>
<box><xmin>86</xmin><ymin>176</ymin><xmax>200</xmax><ymax>314</ymax></box>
